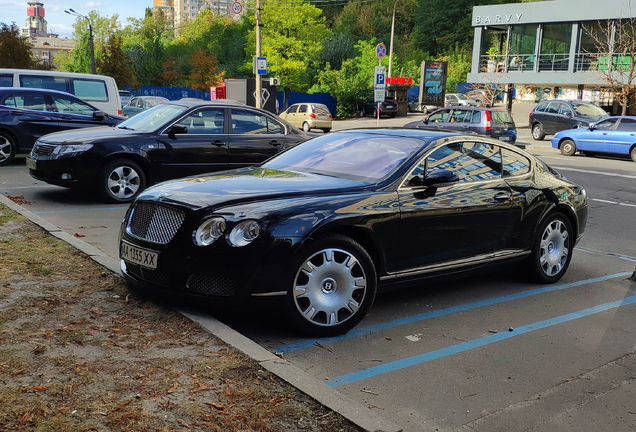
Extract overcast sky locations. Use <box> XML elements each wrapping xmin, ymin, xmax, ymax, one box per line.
<box><xmin>2</xmin><ymin>0</ymin><xmax>149</xmax><ymax>38</ymax></box>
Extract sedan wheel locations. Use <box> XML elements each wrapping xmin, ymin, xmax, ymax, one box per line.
<box><xmin>303</xmin><ymin>122</ymin><xmax>311</xmax><ymax>132</ymax></box>
<box><xmin>532</xmin><ymin>123</ymin><xmax>545</xmax><ymax>141</ymax></box>
<box><xmin>0</xmin><ymin>132</ymin><xmax>17</xmax><ymax>166</ymax></box>
<box><xmin>99</xmin><ymin>159</ymin><xmax>146</xmax><ymax>203</ymax></box>
<box><xmin>560</xmin><ymin>139</ymin><xmax>576</xmax><ymax>156</ymax></box>
<box><xmin>631</xmin><ymin>146</ymin><xmax>636</xmax><ymax>162</ymax></box>
<box><xmin>527</xmin><ymin>213</ymin><xmax>572</xmax><ymax>283</ymax></box>
<box><xmin>287</xmin><ymin>234</ymin><xmax>377</xmax><ymax>337</ymax></box>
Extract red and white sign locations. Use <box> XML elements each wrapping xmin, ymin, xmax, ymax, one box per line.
<box><xmin>231</xmin><ymin>2</ymin><xmax>242</xmax><ymax>14</ymax></box>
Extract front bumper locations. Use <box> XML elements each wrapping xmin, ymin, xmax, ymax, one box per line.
<box><xmin>28</xmin><ymin>153</ymin><xmax>98</xmax><ymax>189</ymax></box>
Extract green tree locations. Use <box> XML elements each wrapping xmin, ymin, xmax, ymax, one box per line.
<box><xmin>321</xmin><ymin>31</ymin><xmax>358</xmax><ymax>70</ymax></box>
<box><xmin>97</xmin><ymin>33</ymin><xmax>136</xmax><ymax>88</ymax></box>
<box><xmin>245</xmin><ymin>0</ymin><xmax>331</xmax><ymax>108</ymax></box>
<box><xmin>59</xmin><ymin>11</ymin><xmax>121</xmax><ymax>73</ymax></box>
<box><xmin>441</xmin><ymin>44</ymin><xmax>471</xmax><ymax>92</ymax></box>
<box><xmin>0</xmin><ymin>22</ymin><xmax>38</xmax><ymax>69</ymax></box>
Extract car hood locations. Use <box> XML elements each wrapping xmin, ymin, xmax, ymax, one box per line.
<box><xmin>38</xmin><ymin>126</ymin><xmax>144</xmax><ymax>144</ymax></box>
<box><xmin>139</xmin><ymin>166</ymin><xmax>372</xmax><ymax>210</ymax></box>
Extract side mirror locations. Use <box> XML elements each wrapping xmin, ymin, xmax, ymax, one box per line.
<box><xmin>422</xmin><ymin>117</ymin><xmax>429</xmax><ymax>125</ymax></box>
<box><xmin>588</xmin><ymin>124</ymin><xmax>596</xmax><ymax>131</ymax></box>
<box><xmin>93</xmin><ymin>110</ymin><xmax>106</xmax><ymax>121</ymax></box>
<box><xmin>423</xmin><ymin>169</ymin><xmax>459</xmax><ymax>187</ymax></box>
<box><xmin>167</xmin><ymin>124</ymin><xmax>188</xmax><ymax>138</ymax></box>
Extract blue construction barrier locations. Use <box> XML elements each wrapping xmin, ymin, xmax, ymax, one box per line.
<box><xmin>277</xmin><ymin>92</ymin><xmax>337</xmax><ymax>118</ymax></box>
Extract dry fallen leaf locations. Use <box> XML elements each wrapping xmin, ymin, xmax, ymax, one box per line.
<box><xmin>167</xmin><ymin>382</ymin><xmax>178</xmax><ymax>393</ymax></box>
<box><xmin>44</xmin><ymin>331</ymin><xmax>54</xmax><ymax>339</ymax></box>
<box><xmin>206</xmin><ymin>402</ymin><xmax>225</xmax><ymax>410</ymax></box>
<box><xmin>73</xmin><ymin>233</ymin><xmax>85</xmax><ymax>238</ymax></box>
<box><xmin>28</xmin><ymin>385</ymin><xmax>54</xmax><ymax>392</ymax></box>
<box><xmin>177</xmin><ymin>419</ymin><xmax>190</xmax><ymax>428</ymax></box>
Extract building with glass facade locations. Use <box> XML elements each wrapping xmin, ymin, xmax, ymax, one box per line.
<box><xmin>467</xmin><ymin>0</ymin><xmax>635</xmax><ymax>106</ymax></box>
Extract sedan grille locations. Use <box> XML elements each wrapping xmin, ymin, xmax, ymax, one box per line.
<box><xmin>31</xmin><ymin>142</ymin><xmax>57</xmax><ymax>158</ymax></box>
<box><xmin>187</xmin><ymin>275</ymin><xmax>236</xmax><ymax>296</ymax></box>
<box><xmin>128</xmin><ymin>202</ymin><xmax>185</xmax><ymax>244</ymax></box>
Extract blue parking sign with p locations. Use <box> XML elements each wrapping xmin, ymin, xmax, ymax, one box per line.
<box><xmin>377</xmin><ymin>74</ymin><xmax>385</xmax><ymax>85</ymax></box>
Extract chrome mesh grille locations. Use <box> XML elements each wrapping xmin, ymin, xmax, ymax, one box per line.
<box><xmin>128</xmin><ymin>202</ymin><xmax>185</xmax><ymax>244</ymax></box>
<box><xmin>187</xmin><ymin>275</ymin><xmax>236</xmax><ymax>296</ymax></box>
<box><xmin>31</xmin><ymin>143</ymin><xmax>56</xmax><ymax>158</ymax></box>
<box><xmin>127</xmin><ymin>263</ymin><xmax>171</xmax><ymax>287</ymax></box>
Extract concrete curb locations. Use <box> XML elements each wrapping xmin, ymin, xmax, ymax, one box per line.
<box><xmin>0</xmin><ymin>193</ymin><xmax>403</xmax><ymax>432</ymax></box>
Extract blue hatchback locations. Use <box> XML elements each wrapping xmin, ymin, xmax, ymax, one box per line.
<box><xmin>551</xmin><ymin>116</ymin><xmax>636</xmax><ymax>162</ymax></box>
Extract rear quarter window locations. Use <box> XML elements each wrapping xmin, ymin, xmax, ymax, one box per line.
<box><xmin>71</xmin><ymin>79</ymin><xmax>108</xmax><ymax>103</ymax></box>
<box><xmin>501</xmin><ymin>148</ymin><xmax>531</xmax><ymax>177</ymax></box>
<box><xmin>0</xmin><ymin>75</ymin><xmax>13</xmax><ymax>87</ymax></box>
<box><xmin>534</xmin><ymin>101</ymin><xmax>549</xmax><ymax>112</ymax></box>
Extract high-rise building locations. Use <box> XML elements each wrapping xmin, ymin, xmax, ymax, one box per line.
<box><xmin>153</xmin><ymin>0</ymin><xmax>236</xmax><ymax>29</ymax></box>
<box><xmin>20</xmin><ymin>2</ymin><xmax>75</xmax><ymax>67</ymax></box>
<box><xmin>22</xmin><ymin>1</ymin><xmax>48</xmax><ymax>37</ymax></box>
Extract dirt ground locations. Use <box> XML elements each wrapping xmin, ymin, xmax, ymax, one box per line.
<box><xmin>0</xmin><ymin>203</ymin><xmax>363</xmax><ymax>432</ymax></box>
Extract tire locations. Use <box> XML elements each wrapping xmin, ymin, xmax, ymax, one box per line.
<box><xmin>560</xmin><ymin>139</ymin><xmax>576</xmax><ymax>156</ymax></box>
<box><xmin>0</xmin><ymin>132</ymin><xmax>17</xmax><ymax>166</ymax></box>
<box><xmin>360</xmin><ymin>108</ymin><xmax>366</xmax><ymax>118</ymax></box>
<box><xmin>526</xmin><ymin>213</ymin><xmax>573</xmax><ymax>284</ymax></box>
<box><xmin>302</xmin><ymin>122</ymin><xmax>311</xmax><ymax>132</ymax></box>
<box><xmin>421</xmin><ymin>107</ymin><xmax>428</xmax><ymax>115</ymax></box>
<box><xmin>322</xmin><ymin>128</ymin><xmax>331</xmax><ymax>133</ymax></box>
<box><xmin>532</xmin><ymin>123</ymin><xmax>545</xmax><ymax>141</ymax></box>
<box><xmin>286</xmin><ymin>234</ymin><xmax>377</xmax><ymax>337</ymax></box>
<box><xmin>98</xmin><ymin>159</ymin><xmax>146</xmax><ymax>203</ymax></box>
<box><xmin>631</xmin><ymin>146</ymin><xmax>636</xmax><ymax>163</ymax></box>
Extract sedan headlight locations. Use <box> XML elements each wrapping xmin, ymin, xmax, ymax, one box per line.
<box><xmin>228</xmin><ymin>220</ymin><xmax>261</xmax><ymax>247</ymax></box>
<box><xmin>50</xmin><ymin>144</ymin><xmax>93</xmax><ymax>159</ymax></box>
<box><xmin>193</xmin><ymin>217</ymin><xmax>226</xmax><ymax>246</ymax></box>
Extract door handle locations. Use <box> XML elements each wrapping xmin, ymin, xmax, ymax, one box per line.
<box><xmin>9</xmin><ymin>111</ymin><xmax>23</xmax><ymax>116</ymax></box>
<box><xmin>493</xmin><ymin>192</ymin><xmax>510</xmax><ymax>202</ymax></box>
<box><xmin>211</xmin><ymin>141</ymin><xmax>226</xmax><ymax>147</ymax></box>
<box><xmin>60</xmin><ymin>116</ymin><xmax>73</xmax><ymax>120</ymax></box>
<box><xmin>268</xmin><ymin>140</ymin><xmax>282</xmax><ymax>146</ymax></box>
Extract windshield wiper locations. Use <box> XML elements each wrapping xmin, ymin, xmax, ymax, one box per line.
<box><xmin>118</xmin><ymin>125</ymin><xmax>135</xmax><ymax>130</ymax></box>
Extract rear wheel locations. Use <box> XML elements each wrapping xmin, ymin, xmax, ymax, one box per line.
<box><xmin>532</xmin><ymin>123</ymin><xmax>545</xmax><ymax>140</ymax></box>
<box><xmin>631</xmin><ymin>146</ymin><xmax>636</xmax><ymax>162</ymax></box>
<box><xmin>98</xmin><ymin>159</ymin><xmax>146</xmax><ymax>203</ymax></box>
<box><xmin>560</xmin><ymin>139</ymin><xmax>576</xmax><ymax>156</ymax></box>
<box><xmin>286</xmin><ymin>234</ymin><xmax>377</xmax><ymax>337</ymax></box>
<box><xmin>526</xmin><ymin>213</ymin><xmax>573</xmax><ymax>284</ymax></box>
<box><xmin>0</xmin><ymin>132</ymin><xmax>17</xmax><ymax>166</ymax></box>
<box><xmin>322</xmin><ymin>128</ymin><xmax>331</xmax><ymax>133</ymax></box>
<box><xmin>421</xmin><ymin>107</ymin><xmax>428</xmax><ymax>115</ymax></box>
<box><xmin>302</xmin><ymin>122</ymin><xmax>311</xmax><ymax>132</ymax></box>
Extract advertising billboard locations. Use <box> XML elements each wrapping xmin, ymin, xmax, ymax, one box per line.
<box><xmin>420</xmin><ymin>61</ymin><xmax>447</xmax><ymax>107</ymax></box>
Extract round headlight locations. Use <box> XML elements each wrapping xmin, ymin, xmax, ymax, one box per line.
<box><xmin>228</xmin><ymin>220</ymin><xmax>261</xmax><ymax>247</ymax></box>
<box><xmin>193</xmin><ymin>217</ymin><xmax>226</xmax><ymax>246</ymax></box>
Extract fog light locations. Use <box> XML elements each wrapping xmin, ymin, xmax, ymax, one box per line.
<box><xmin>61</xmin><ymin>173</ymin><xmax>73</xmax><ymax>180</ymax></box>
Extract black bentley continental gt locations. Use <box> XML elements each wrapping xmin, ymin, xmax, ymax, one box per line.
<box><xmin>27</xmin><ymin>100</ymin><xmax>310</xmax><ymax>203</ymax></box>
<box><xmin>118</xmin><ymin>129</ymin><xmax>588</xmax><ymax>337</ymax></box>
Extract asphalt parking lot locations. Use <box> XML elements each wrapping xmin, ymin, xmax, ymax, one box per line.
<box><xmin>3</xmin><ymin>103</ymin><xmax>636</xmax><ymax>431</ymax></box>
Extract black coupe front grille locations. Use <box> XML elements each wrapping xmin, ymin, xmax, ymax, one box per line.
<box><xmin>186</xmin><ymin>275</ymin><xmax>236</xmax><ymax>296</ymax></box>
<box><xmin>31</xmin><ymin>143</ymin><xmax>57</xmax><ymax>158</ymax></box>
<box><xmin>128</xmin><ymin>202</ymin><xmax>185</xmax><ymax>244</ymax></box>
<box><xmin>126</xmin><ymin>263</ymin><xmax>171</xmax><ymax>287</ymax></box>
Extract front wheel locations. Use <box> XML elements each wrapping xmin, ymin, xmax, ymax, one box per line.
<box><xmin>631</xmin><ymin>146</ymin><xmax>636</xmax><ymax>162</ymax></box>
<box><xmin>98</xmin><ymin>159</ymin><xmax>146</xmax><ymax>203</ymax></box>
<box><xmin>286</xmin><ymin>234</ymin><xmax>377</xmax><ymax>337</ymax></box>
<box><xmin>532</xmin><ymin>123</ymin><xmax>545</xmax><ymax>141</ymax></box>
<box><xmin>302</xmin><ymin>122</ymin><xmax>311</xmax><ymax>132</ymax></box>
<box><xmin>526</xmin><ymin>213</ymin><xmax>573</xmax><ymax>284</ymax></box>
<box><xmin>322</xmin><ymin>128</ymin><xmax>331</xmax><ymax>133</ymax></box>
<box><xmin>421</xmin><ymin>107</ymin><xmax>428</xmax><ymax>115</ymax></box>
<box><xmin>560</xmin><ymin>139</ymin><xmax>576</xmax><ymax>156</ymax></box>
<box><xmin>0</xmin><ymin>132</ymin><xmax>17</xmax><ymax>166</ymax></box>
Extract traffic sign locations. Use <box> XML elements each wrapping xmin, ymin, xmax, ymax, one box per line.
<box><xmin>374</xmin><ymin>89</ymin><xmax>385</xmax><ymax>103</ymax></box>
<box><xmin>231</xmin><ymin>1</ymin><xmax>242</xmax><ymax>14</ymax></box>
<box><xmin>254</xmin><ymin>57</ymin><xmax>267</xmax><ymax>75</ymax></box>
<box><xmin>376</xmin><ymin>43</ymin><xmax>387</xmax><ymax>58</ymax></box>
<box><xmin>374</xmin><ymin>66</ymin><xmax>386</xmax><ymax>90</ymax></box>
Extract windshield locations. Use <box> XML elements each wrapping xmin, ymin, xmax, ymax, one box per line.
<box><xmin>573</xmin><ymin>103</ymin><xmax>607</xmax><ymax>117</ymax></box>
<box><xmin>457</xmin><ymin>94</ymin><xmax>469</xmax><ymax>100</ymax></box>
<box><xmin>263</xmin><ymin>133</ymin><xmax>422</xmax><ymax>181</ymax></box>
<box><xmin>117</xmin><ymin>104</ymin><xmax>187</xmax><ymax>132</ymax></box>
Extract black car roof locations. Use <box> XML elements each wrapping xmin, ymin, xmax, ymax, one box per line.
<box><xmin>336</xmin><ymin>127</ymin><xmax>463</xmax><ymax>141</ymax></box>
<box><xmin>0</xmin><ymin>87</ymin><xmax>75</xmax><ymax>97</ymax></box>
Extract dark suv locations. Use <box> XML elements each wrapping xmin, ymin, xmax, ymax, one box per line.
<box><xmin>404</xmin><ymin>107</ymin><xmax>518</xmax><ymax>144</ymax></box>
<box><xmin>529</xmin><ymin>99</ymin><xmax>608</xmax><ymax>140</ymax></box>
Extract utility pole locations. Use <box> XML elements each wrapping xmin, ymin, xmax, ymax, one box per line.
<box><xmin>388</xmin><ymin>0</ymin><xmax>399</xmax><ymax>78</ymax></box>
<box><xmin>65</xmin><ymin>9</ymin><xmax>95</xmax><ymax>74</ymax></box>
<box><xmin>255</xmin><ymin>0</ymin><xmax>262</xmax><ymax>108</ymax></box>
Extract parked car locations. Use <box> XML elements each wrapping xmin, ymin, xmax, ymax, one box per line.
<box><xmin>118</xmin><ymin>128</ymin><xmax>587</xmax><ymax>337</ymax></box>
<box><xmin>27</xmin><ymin>101</ymin><xmax>311</xmax><ymax>203</ymax></box>
<box><xmin>445</xmin><ymin>93</ymin><xmax>478</xmax><ymax>107</ymax></box>
<box><xmin>404</xmin><ymin>107</ymin><xmax>518</xmax><ymax>144</ymax></box>
<box><xmin>360</xmin><ymin>98</ymin><xmax>398</xmax><ymax>118</ymax></box>
<box><xmin>119</xmin><ymin>90</ymin><xmax>133</xmax><ymax>109</ymax></box>
<box><xmin>123</xmin><ymin>96</ymin><xmax>169</xmax><ymax>117</ymax></box>
<box><xmin>278</xmin><ymin>102</ymin><xmax>332</xmax><ymax>132</ymax></box>
<box><xmin>0</xmin><ymin>87</ymin><xmax>124</xmax><ymax>166</ymax></box>
<box><xmin>406</xmin><ymin>96</ymin><xmax>438</xmax><ymax>114</ymax></box>
<box><xmin>551</xmin><ymin>116</ymin><xmax>636</xmax><ymax>162</ymax></box>
<box><xmin>529</xmin><ymin>99</ymin><xmax>609</xmax><ymax>140</ymax></box>
<box><xmin>464</xmin><ymin>89</ymin><xmax>495</xmax><ymax>107</ymax></box>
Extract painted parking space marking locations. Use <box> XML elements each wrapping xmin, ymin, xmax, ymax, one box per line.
<box><xmin>552</xmin><ymin>166</ymin><xmax>636</xmax><ymax>179</ymax></box>
<box><xmin>591</xmin><ymin>198</ymin><xmax>617</xmax><ymax>204</ymax></box>
<box><xmin>0</xmin><ymin>185</ymin><xmax>58</xmax><ymax>190</ymax></box>
<box><xmin>326</xmin><ymin>293</ymin><xmax>636</xmax><ymax>387</ymax></box>
<box><xmin>275</xmin><ymin>272</ymin><xmax>631</xmax><ymax>354</ymax></box>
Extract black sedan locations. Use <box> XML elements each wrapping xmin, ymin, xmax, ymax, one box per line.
<box><xmin>27</xmin><ymin>101</ymin><xmax>310</xmax><ymax>203</ymax></box>
<box><xmin>118</xmin><ymin>129</ymin><xmax>588</xmax><ymax>337</ymax></box>
<box><xmin>0</xmin><ymin>87</ymin><xmax>124</xmax><ymax>166</ymax></box>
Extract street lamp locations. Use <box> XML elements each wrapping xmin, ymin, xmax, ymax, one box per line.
<box><xmin>65</xmin><ymin>8</ymin><xmax>96</xmax><ymax>74</ymax></box>
<box><xmin>387</xmin><ymin>0</ymin><xmax>400</xmax><ymax>79</ymax></box>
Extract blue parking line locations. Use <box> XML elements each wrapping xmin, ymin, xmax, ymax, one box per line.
<box><xmin>326</xmin><ymin>294</ymin><xmax>636</xmax><ymax>387</ymax></box>
<box><xmin>276</xmin><ymin>272</ymin><xmax>631</xmax><ymax>354</ymax></box>
<box><xmin>34</xmin><ymin>207</ymin><xmax>126</xmax><ymax>214</ymax></box>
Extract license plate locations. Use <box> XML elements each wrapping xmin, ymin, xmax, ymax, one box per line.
<box><xmin>120</xmin><ymin>241</ymin><xmax>159</xmax><ymax>270</ymax></box>
<box><xmin>26</xmin><ymin>157</ymin><xmax>37</xmax><ymax>170</ymax></box>
<box><xmin>499</xmin><ymin>136</ymin><xmax>512</xmax><ymax>141</ymax></box>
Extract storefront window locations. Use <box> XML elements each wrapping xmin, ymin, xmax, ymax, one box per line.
<box><xmin>539</xmin><ymin>24</ymin><xmax>572</xmax><ymax>71</ymax></box>
<box><xmin>509</xmin><ymin>25</ymin><xmax>538</xmax><ymax>71</ymax></box>
<box><xmin>578</xmin><ymin>21</ymin><xmax>611</xmax><ymax>71</ymax></box>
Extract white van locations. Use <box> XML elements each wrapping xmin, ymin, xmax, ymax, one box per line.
<box><xmin>0</xmin><ymin>69</ymin><xmax>121</xmax><ymax>116</ymax></box>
